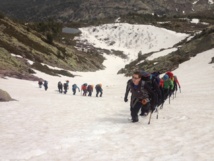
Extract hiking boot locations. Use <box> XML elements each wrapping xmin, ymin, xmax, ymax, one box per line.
<box><xmin>131</xmin><ymin>116</ymin><xmax>138</xmax><ymax>123</ymax></box>
<box><xmin>140</xmin><ymin>112</ymin><xmax>148</xmax><ymax>116</ymax></box>
<box><xmin>132</xmin><ymin>119</ymin><xmax>139</xmax><ymax>123</ymax></box>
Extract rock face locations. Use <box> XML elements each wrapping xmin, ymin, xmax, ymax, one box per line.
<box><xmin>0</xmin><ymin>89</ymin><xmax>13</xmax><ymax>102</ymax></box>
<box><xmin>0</xmin><ymin>0</ymin><xmax>213</xmax><ymax>22</ymax></box>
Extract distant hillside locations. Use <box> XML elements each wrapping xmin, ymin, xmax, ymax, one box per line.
<box><xmin>118</xmin><ymin>25</ymin><xmax>214</xmax><ymax>76</ymax></box>
<box><xmin>0</xmin><ymin>0</ymin><xmax>213</xmax><ymax>22</ymax></box>
<box><xmin>0</xmin><ymin>16</ymin><xmax>105</xmax><ymax>80</ymax></box>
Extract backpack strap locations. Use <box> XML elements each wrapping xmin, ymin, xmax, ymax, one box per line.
<box><xmin>140</xmin><ymin>80</ymin><xmax>145</xmax><ymax>90</ymax></box>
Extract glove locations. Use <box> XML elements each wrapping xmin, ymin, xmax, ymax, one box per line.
<box><xmin>141</xmin><ymin>98</ymin><xmax>149</xmax><ymax>105</ymax></box>
<box><xmin>124</xmin><ymin>97</ymin><xmax>128</xmax><ymax>102</ymax></box>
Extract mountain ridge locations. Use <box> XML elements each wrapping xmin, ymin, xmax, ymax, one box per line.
<box><xmin>0</xmin><ymin>0</ymin><xmax>213</xmax><ymax>22</ymax></box>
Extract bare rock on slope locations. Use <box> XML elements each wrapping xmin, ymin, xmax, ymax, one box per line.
<box><xmin>0</xmin><ymin>89</ymin><xmax>14</xmax><ymax>102</ymax></box>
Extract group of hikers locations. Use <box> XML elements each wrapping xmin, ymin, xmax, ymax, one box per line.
<box><xmin>38</xmin><ymin>70</ymin><xmax>180</xmax><ymax>124</ymax></box>
<box><xmin>80</xmin><ymin>83</ymin><xmax>103</xmax><ymax>97</ymax></box>
<box><xmin>38</xmin><ymin>80</ymin><xmax>103</xmax><ymax>97</ymax></box>
<box><xmin>124</xmin><ymin>70</ymin><xmax>181</xmax><ymax>123</ymax></box>
<box><xmin>38</xmin><ymin>80</ymin><xmax>48</xmax><ymax>91</ymax></box>
<box><xmin>58</xmin><ymin>81</ymin><xmax>103</xmax><ymax>97</ymax></box>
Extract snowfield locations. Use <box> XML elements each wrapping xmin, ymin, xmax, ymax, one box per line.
<box><xmin>75</xmin><ymin>23</ymin><xmax>188</xmax><ymax>61</ymax></box>
<box><xmin>0</xmin><ymin>24</ymin><xmax>214</xmax><ymax>161</ymax></box>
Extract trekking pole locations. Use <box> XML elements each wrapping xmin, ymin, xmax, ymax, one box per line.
<box><xmin>160</xmin><ymin>100</ymin><xmax>164</xmax><ymax>109</ymax></box>
<box><xmin>175</xmin><ymin>90</ymin><xmax>177</xmax><ymax>98</ymax></box>
<box><xmin>179</xmin><ymin>87</ymin><xmax>181</xmax><ymax>93</ymax></box>
<box><xmin>156</xmin><ymin>106</ymin><xmax>159</xmax><ymax>119</ymax></box>
<box><xmin>169</xmin><ymin>94</ymin><xmax>171</xmax><ymax>104</ymax></box>
<box><xmin>148</xmin><ymin>111</ymin><xmax>153</xmax><ymax>124</ymax></box>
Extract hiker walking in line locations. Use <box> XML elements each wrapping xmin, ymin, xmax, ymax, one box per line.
<box><xmin>87</xmin><ymin>85</ymin><xmax>93</xmax><ymax>96</ymax></box>
<box><xmin>63</xmin><ymin>80</ymin><xmax>69</xmax><ymax>94</ymax></box>
<box><xmin>139</xmin><ymin>71</ymin><xmax>161</xmax><ymax>116</ymax></box>
<box><xmin>38</xmin><ymin>80</ymin><xmax>43</xmax><ymax>88</ymax></box>
<box><xmin>43</xmin><ymin>80</ymin><xmax>48</xmax><ymax>91</ymax></box>
<box><xmin>81</xmin><ymin>83</ymin><xmax>87</xmax><ymax>96</ymax></box>
<box><xmin>95</xmin><ymin>84</ymin><xmax>103</xmax><ymax>97</ymax></box>
<box><xmin>58</xmin><ymin>81</ymin><xmax>63</xmax><ymax>93</ymax></box>
<box><xmin>124</xmin><ymin>71</ymin><xmax>157</xmax><ymax>123</ymax></box>
<box><xmin>173</xmin><ymin>75</ymin><xmax>181</xmax><ymax>93</ymax></box>
<box><xmin>162</xmin><ymin>74</ymin><xmax>173</xmax><ymax>100</ymax></box>
<box><xmin>72</xmin><ymin>84</ymin><xmax>80</xmax><ymax>95</ymax></box>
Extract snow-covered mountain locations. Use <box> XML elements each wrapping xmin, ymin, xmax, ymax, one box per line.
<box><xmin>0</xmin><ymin>23</ymin><xmax>214</xmax><ymax>161</ymax></box>
<box><xmin>75</xmin><ymin>23</ymin><xmax>188</xmax><ymax>62</ymax></box>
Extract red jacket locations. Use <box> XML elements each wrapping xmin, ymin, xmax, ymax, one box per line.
<box><xmin>159</xmin><ymin>79</ymin><xmax>164</xmax><ymax>88</ymax></box>
<box><xmin>81</xmin><ymin>85</ymin><xmax>87</xmax><ymax>90</ymax></box>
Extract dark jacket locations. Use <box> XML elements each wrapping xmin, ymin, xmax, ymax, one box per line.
<box><xmin>125</xmin><ymin>79</ymin><xmax>158</xmax><ymax>110</ymax></box>
<box><xmin>87</xmin><ymin>85</ymin><xmax>93</xmax><ymax>92</ymax></box>
<box><xmin>95</xmin><ymin>84</ymin><xmax>102</xmax><ymax>91</ymax></box>
<box><xmin>58</xmin><ymin>82</ymin><xmax>62</xmax><ymax>88</ymax></box>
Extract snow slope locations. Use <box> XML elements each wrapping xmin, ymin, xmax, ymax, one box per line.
<box><xmin>75</xmin><ymin>23</ymin><xmax>188</xmax><ymax>61</ymax></box>
<box><xmin>0</xmin><ymin>24</ymin><xmax>214</xmax><ymax>161</ymax></box>
<box><xmin>0</xmin><ymin>23</ymin><xmax>214</xmax><ymax>161</ymax></box>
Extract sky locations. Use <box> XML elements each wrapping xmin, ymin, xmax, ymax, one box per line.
<box><xmin>0</xmin><ymin>23</ymin><xmax>214</xmax><ymax>161</ymax></box>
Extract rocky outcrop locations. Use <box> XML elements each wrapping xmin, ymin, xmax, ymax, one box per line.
<box><xmin>119</xmin><ymin>25</ymin><xmax>214</xmax><ymax>76</ymax></box>
<box><xmin>0</xmin><ymin>89</ymin><xmax>13</xmax><ymax>102</ymax></box>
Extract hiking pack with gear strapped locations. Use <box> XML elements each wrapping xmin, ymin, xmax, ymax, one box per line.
<box><xmin>141</xmin><ymin>71</ymin><xmax>162</xmax><ymax>108</ymax></box>
<box><xmin>124</xmin><ymin>70</ymin><xmax>182</xmax><ymax>124</ymax></box>
<box><xmin>124</xmin><ymin>71</ymin><xmax>158</xmax><ymax>123</ymax></box>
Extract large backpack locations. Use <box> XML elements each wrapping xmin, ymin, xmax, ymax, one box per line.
<box><xmin>87</xmin><ymin>85</ymin><xmax>92</xmax><ymax>91</ymax></box>
<box><xmin>141</xmin><ymin>71</ymin><xmax>157</xmax><ymax>92</ymax></box>
<box><xmin>141</xmin><ymin>71</ymin><xmax>161</xmax><ymax>103</ymax></box>
<box><xmin>64</xmin><ymin>83</ymin><xmax>68</xmax><ymax>88</ymax></box>
<box><xmin>44</xmin><ymin>80</ymin><xmax>48</xmax><ymax>85</ymax></box>
<box><xmin>82</xmin><ymin>84</ymin><xmax>87</xmax><ymax>90</ymax></box>
<box><xmin>72</xmin><ymin>84</ymin><xmax>77</xmax><ymax>89</ymax></box>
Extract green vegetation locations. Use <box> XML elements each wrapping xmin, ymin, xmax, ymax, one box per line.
<box><xmin>29</xmin><ymin>19</ymin><xmax>62</xmax><ymax>44</ymax></box>
<box><xmin>0</xmin><ymin>17</ymin><xmax>105</xmax><ymax>80</ymax></box>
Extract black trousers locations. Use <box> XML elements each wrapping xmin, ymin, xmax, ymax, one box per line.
<box><xmin>72</xmin><ymin>89</ymin><xmax>76</xmax><ymax>95</ymax></box>
<box><xmin>83</xmin><ymin>90</ymin><xmax>87</xmax><ymax>96</ymax></box>
<box><xmin>44</xmin><ymin>85</ymin><xmax>48</xmax><ymax>91</ymax></box>
<box><xmin>130</xmin><ymin>101</ymin><xmax>142</xmax><ymax>121</ymax></box>
<box><xmin>96</xmin><ymin>89</ymin><xmax>102</xmax><ymax>97</ymax></box>
<box><xmin>64</xmin><ymin>88</ymin><xmax>67</xmax><ymax>94</ymax></box>
<box><xmin>163</xmin><ymin>88</ymin><xmax>169</xmax><ymax>100</ymax></box>
<box><xmin>88</xmin><ymin>91</ymin><xmax>92</xmax><ymax>96</ymax></box>
<box><xmin>58</xmin><ymin>87</ymin><xmax>62</xmax><ymax>93</ymax></box>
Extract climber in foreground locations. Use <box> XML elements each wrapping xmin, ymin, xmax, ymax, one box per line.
<box><xmin>124</xmin><ymin>71</ymin><xmax>157</xmax><ymax>123</ymax></box>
